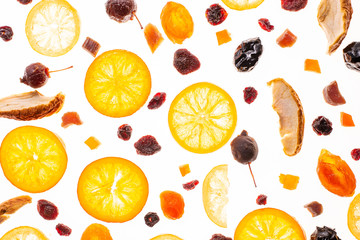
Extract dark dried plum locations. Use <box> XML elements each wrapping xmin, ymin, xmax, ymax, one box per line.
<box><xmin>134</xmin><ymin>135</ymin><xmax>161</xmax><ymax>156</ymax></box>
<box><xmin>205</xmin><ymin>4</ymin><xmax>228</xmax><ymax>26</ymax></box>
<box><xmin>0</xmin><ymin>26</ymin><xmax>13</xmax><ymax>42</ymax></box>
<box><xmin>281</xmin><ymin>0</ymin><xmax>308</xmax><ymax>11</ymax></box>
<box><xmin>234</xmin><ymin>38</ymin><xmax>263</xmax><ymax>72</ymax></box>
<box><xmin>343</xmin><ymin>42</ymin><xmax>360</xmax><ymax>72</ymax></box>
<box><xmin>173</xmin><ymin>49</ymin><xmax>200</xmax><ymax>75</ymax></box>
<box><xmin>310</xmin><ymin>226</ymin><xmax>341</xmax><ymax>240</ymax></box>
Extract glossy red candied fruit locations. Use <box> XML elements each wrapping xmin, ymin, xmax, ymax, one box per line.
<box><xmin>210</xmin><ymin>234</ymin><xmax>232</xmax><ymax>240</ymax></box>
<box><xmin>148</xmin><ymin>92</ymin><xmax>166</xmax><ymax>110</ymax></box>
<box><xmin>258</xmin><ymin>18</ymin><xmax>274</xmax><ymax>32</ymax></box>
<box><xmin>134</xmin><ymin>135</ymin><xmax>161</xmax><ymax>156</ymax></box>
<box><xmin>243</xmin><ymin>87</ymin><xmax>258</xmax><ymax>104</ymax></box>
<box><xmin>117</xmin><ymin>124</ymin><xmax>132</xmax><ymax>141</ymax></box>
<box><xmin>256</xmin><ymin>194</ymin><xmax>267</xmax><ymax>205</ymax></box>
<box><xmin>351</xmin><ymin>149</ymin><xmax>360</xmax><ymax>161</ymax></box>
<box><xmin>205</xmin><ymin>4</ymin><xmax>228</xmax><ymax>26</ymax></box>
<box><xmin>37</xmin><ymin>199</ymin><xmax>59</xmax><ymax>220</ymax></box>
<box><xmin>182</xmin><ymin>180</ymin><xmax>199</xmax><ymax>190</ymax></box>
<box><xmin>173</xmin><ymin>49</ymin><xmax>201</xmax><ymax>75</ymax></box>
<box><xmin>281</xmin><ymin>0</ymin><xmax>308</xmax><ymax>11</ymax></box>
<box><xmin>56</xmin><ymin>223</ymin><xmax>72</xmax><ymax>236</ymax></box>
<box><xmin>0</xmin><ymin>26</ymin><xmax>13</xmax><ymax>42</ymax></box>
<box><xmin>17</xmin><ymin>0</ymin><xmax>32</xmax><ymax>5</ymax></box>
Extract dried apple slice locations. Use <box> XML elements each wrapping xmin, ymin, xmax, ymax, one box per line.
<box><xmin>268</xmin><ymin>78</ymin><xmax>305</xmax><ymax>156</ymax></box>
<box><xmin>317</xmin><ymin>0</ymin><xmax>352</xmax><ymax>54</ymax></box>
<box><xmin>0</xmin><ymin>91</ymin><xmax>64</xmax><ymax>121</ymax></box>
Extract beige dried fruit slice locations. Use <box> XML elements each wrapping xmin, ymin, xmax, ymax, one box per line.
<box><xmin>317</xmin><ymin>0</ymin><xmax>352</xmax><ymax>54</ymax></box>
<box><xmin>0</xmin><ymin>91</ymin><xmax>64</xmax><ymax>121</ymax></box>
<box><xmin>0</xmin><ymin>196</ymin><xmax>32</xmax><ymax>224</ymax></box>
<box><xmin>268</xmin><ymin>78</ymin><xmax>304</xmax><ymax>156</ymax></box>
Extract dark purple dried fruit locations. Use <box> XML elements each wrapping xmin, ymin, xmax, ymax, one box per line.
<box><xmin>234</xmin><ymin>38</ymin><xmax>263</xmax><ymax>72</ymax></box>
<box><xmin>343</xmin><ymin>42</ymin><xmax>360</xmax><ymax>72</ymax></box>
<box><xmin>210</xmin><ymin>234</ymin><xmax>232</xmax><ymax>240</ymax></box>
<box><xmin>310</xmin><ymin>226</ymin><xmax>341</xmax><ymax>240</ymax></box>
<box><xmin>20</xmin><ymin>63</ymin><xmax>50</xmax><ymax>89</ymax></box>
<box><xmin>281</xmin><ymin>0</ymin><xmax>308</xmax><ymax>11</ymax></box>
<box><xmin>106</xmin><ymin>0</ymin><xmax>137</xmax><ymax>23</ymax></box>
<box><xmin>205</xmin><ymin>4</ymin><xmax>228</xmax><ymax>26</ymax></box>
<box><xmin>148</xmin><ymin>92</ymin><xmax>166</xmax><ymax>110</ymax></box>
<box><xmin>82</xmin><ymin>37</ymin><xmax>101</xmax><ymax>57</ymax></box>
<box><xmin>144</xmin><ymin>212</ymin><xmax>160</xmax><ymax>227</ymax></box>
<box><xmin>258</xmin><ymin>18</ymin><xmax>274</xmax><ymax>32</ymax></box>
<box><xmin>0</xmin><ymin>26</ymin><xmax>13</xmax><ymax>42</ymax></box>
<box><xmin>351</xmin><ymin>148</ymin><xmax>360</xmax><ymax>161</ymax></box>
<box><xmin>56</xmin><ymin>224</ymin><xmax>72</xmax><ymax>236</ymax></box>
<box><xmin>37</xmin><ymin>199</ymin><xmax>58</xmax><ymax>220</ymax></box>
<box><xmin>244</xmin><ymin>87</ymin><xmax>258</xmax><ymax>104</ymax></box>
<box><xmin>304</xmin><ymin>201</ymin><xmax>323</xmax><ymax>217</ymax></box>
<box><xmin>182</xmin><ymin>180</ymin><xmax>199</xmax><ymax>190</ymax></box>
<box><xmin>134</xmin><ymin>135</ymin><xmax>161</xmax><ymax>156</ymax></box>
<box><xmin>312</xmin><ymin>116</ymin><xmax>333</xmax><ymax>136</ymax></box>
<box><xmin>256</xmin><ymin>194</ymin><xmax>267</xmax><ymax>205</ymax></box>
<box><xmin>173</xmin><ymin>49</ymin><xmax>201</xmax><ymax>75</ymax></box>
<box><xmin>117</xmin><ymin>124</ymin><xmax>132</xmax><ymax>141</ymax></box>
<box><xmin>17</xmin><ymin>0</ymin><xmax>32</xmax><ymax>4</ymax></box>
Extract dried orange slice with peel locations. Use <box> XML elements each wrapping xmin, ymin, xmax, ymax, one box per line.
<box><xmin>168</xmin><ymin>82</ymin><xmax>237</xmax><ymax>154</ymax></box>
<box><xmin>348</xmin><ymin>193</ymin><xmax>360</xmax><ymax>239</ymax></box>
<box><xmin>0</xmin><ymin>126</ymin><xmax>67</xmax><ymax>193</ymax></box>
<box><xmin>77</xmin><ymin>157</ymin><xmax>149</xmax><ymax>223</ymax></box>
<box><xmin>234</xmin><ymin>208</ymin><xmax>306</xmax><ymax>240</ymax></box>
<box><xmin>203</xmin><ymin>164</ymin><xmax>229</xmax><ymax>228</ymax></box>
<box><xmin>25</xmin><ymin>0</ymin><xmax>80</xmax><ymax>57</ymax></box>
<box><xmin>84</xmin><ymin>50</ymin><xmax>151</xmax><ymax>118</ymax></box>
<box><xmin>150</xmin><ymin>234</ymin><xmax>183</xmax><ymax>240</ymax></box>
<box><xmin>0</xmin><ymin>226</ymin><xmax>49</xmax><ymax>240</ymax></box>
<box><xmin>221</xmin><ymin>0</ymin><xmax>264</xmax><ymax>10</ymax></box>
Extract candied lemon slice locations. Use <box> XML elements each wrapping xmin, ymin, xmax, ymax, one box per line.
<box><xmin>77</xmin><ymin>157</ymin><xmax>149</xmax><ymax>223</ymax></box>
<box><xmin>25</xmin><ymin>0</ymin><xmax>80</xmax><ymax>57</ymax></box>
<box><xmin>0</xmin><ymin>126</ymin><xmax>67</xmax><ymax>193</ymax></box>
<box><xmin>168</xmin><ymin>82</ymin><xmax>236</xmax><ymax>154</ymax></box>
<box><xmin>150</xmin><ymin>234</ymin><xmax>183</xmax><ymax>240</ymax></box>
<box><xmin>348</xmin><ymin>193</ymin><xmax>360</xmax><ymax>239</ymax></box>
<box><xmin>234</xmin><ymin>208</ymin><xmax>306</xmax><ymax>240</ymax></box>
<box><xmin>203</xmin><ymin>164</ymin><xmax>229</xmax><ymax>228</ymax></box>
<box><xmin>84</xmin><ymin>50</ymin><xmax>151</xmax><ymax>118</ymax></box>
<box><xmin>0</xmin><ymin>226</ymin><xmax>49</xmax><ymax>240</ymax></box>
<box><xmin>221</xmin><ymin>0</ymin><xmax>264</xmax><ymax>10</ymax></box>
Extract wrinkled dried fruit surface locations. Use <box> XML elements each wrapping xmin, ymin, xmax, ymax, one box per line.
<box><xmin>105</xmin><ymin>0</ymin><xmax>137</xmax><ymax>23</ymax></box>
<box><xmin>234</xmin><ymin>38</ymin><xmax>263</xmax><ymax>72</ymax></box>
<box><xmin>279</xmin><ymin>174</ymin><xmax>299</xmax><ymax>190</ymax></box>
<box><xmin>351</xmin><ymin>149</ymin><xmax>360</xmax><ymax>160</ymax></box>
<box><xmin>148</xmin><ymin>92</ymin><xmax>166</xmax><ymax>109</ymax></box>
<box><xmin>182</xmin><ymin>180</ymin><xmax>199</xmax><ymax>190</ymax></box>
<box><xmin>210</xmin><ymin>234</ymin><xmax>232</xmax><ymax>240</ymax></box>
<box><xmin>56</xmin><ymin>223</ymin><xmax>72</xmax><ymax>236</ymax></box>
<box><xmin>17</xmin><ymin>0</ymin><xmax>32</xmax><ymax>4</ymax></box>
<box><xmin>205</xmin><ymin>4</ymin><xmax>228</xmax><ymax>26</ymax></box>
<box><xmin>81</xmin><ymin>223</ymin><xmax>113</xmax><ymax>240</ymax></box>
<box><xmin>256</xmin><ymin>194</ymin><xmax>267</xmax><ymax>205</ymax></box>
<box><xmin>144</xmin><ymin>212</ymin><xmax>160</xmax><ymax>227</ymax></box>
<box><xmin>37</xmin><ymin>199</ymin><xmax>58</xmax><ymax>220</ymax></box>
<box><xmin>312</xmin><ymin>116</ymin><xmax>333</xmax><ymax>136</ymax></box>
<box><xmin>258</xmin><ymin>18</ymin><xmax>274</xmax><ymax>32</ymax></box>
<box><xmin>160</xmin><ymin>190</ymin><xmax>184</xmax><ymax>220</ymax></box>
<box><xmin>134</xmin><ymin>135</ymin><xmax>161</xmax><ymax>155</ymax></box>
<box><xmin>144</xmin><ymin>23</ymin><xmax>164</xmax><ymax>53</ymax></box>
<box><xmin>216</xmin><ymin>29</ymin><xmax>232</xmax><ymax>45</ymax></box>
<box><xmin>317</xmin><ymin>149</ymin><xmax>356</xmax><ymax>197</ymax></box>
<box><xmin>304</xmin><ymin>201</ymin><xmax>323</xmax><ymax>217</ymax></box>
<box><xmin>243</xmin><ymin>87</ymin><xmax>258</xmax><ymax>104</ymax></box>
<box><xmin>310</xmin><ymin>226</ymin><xmax>341</xmax><ymax>240</ymax></box>
<box><xmin>61</xmin><ymin>112</ymin><xmax>82</xmax><ymax>128</ymax></box>
<box><xmin>20</xmin><ymin>63</ymin><xmax>50</xmax><ymax>89</ymax></box>
<box><xmin>281</xmin><ymin>0</ymin><xmax>308</xmax><ymax>11</ymax></box>
<box><xmin>117</xmin><ymin>124</ymin><xmax>132</xmax><ymax>141</ymax></box>
<box><xmin>82</xmin><ymin>37</ymin><xmax>101</xmax><ymax>57</ymax></box>
<box><xmin>0</xmin><ymin>26</ymin><xmax>13</xmax><ymax>42</ymax></box>
<box><xmin>343</xmin><ymin>42</ymin><xmax>360</xmax><ymax>72</ymax></box>
<box><xmin>277</xmin><ymin>29</ymin><xmax>297</xmax><ymax>48</ymax></box>
<box><xmin>323</xmin><ymin>81</ymin><xmax>346</xmax><ymax>106</ymax></box>
<box><xmin>173</xmin><ymin>49</ymin><xmax>200</xmax><ymax>75</ymax></box>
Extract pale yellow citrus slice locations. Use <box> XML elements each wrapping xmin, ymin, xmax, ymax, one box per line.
<box><xmin>168</xmin><ymin>82</ymin><xmax>237</xmax><ymax>154</ymax></box>
<box><xmin>0</xmin><ymin>226</ymin><xmax>49</xmax><ymax>240</ymax></box>
<box><xmin>150</xmin><ymin>234</ymin><xmax>183</xmax><ymax>240</ymax></box>
<box><xmin>203</xmin><ymin>164</ymin><xmax>229</xmax><ymax>228</ymax></box>
<box><xmin>348</xmin><ymin>193</ymin><xmax>360</xmax><ymax>239</ymax></box>
<box><xmin>84</xmin><ymin>50</ymin><xmax>151</xmax><ymax>118</ymax></box>
<box><xmin>234</xmin><ymin>208</ymin><xmax>306</xmax><ymax>240</ymax></box>
<box><xmin>77</xmin><ymin>157</ymin><xmax>149</xmax><ymax>223</ymax></box>
<box><xmin>0</xmin><ymin>126</ymin><xmax>67</xmax><ymax>193</ymax></box>
<box><xmin>25</xmin><ymin>0</ymin><xmax>80</xmax><ymax>57</ymax></box>
<box><xmin>221</xmin><ymin>0</ymin><xmax>264</xmax><ymax>10</ymax></box>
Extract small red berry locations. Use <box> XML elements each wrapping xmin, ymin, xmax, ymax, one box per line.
<box><xmin>205</xmin><ymin>4</ymin><xmax>228</xmax><ymax>26</ymax></box>
<box><xmin>148</xmin><ymin>92</ymin><xmax>166</xmax><ymax>110</ymax></box>
<box><xmin>182</xmin><ymin>180</ymin><xmax>199</xmax><ymax>191</ymax></box>
<box><xmin>258</xmin><ymin>18</ymin><xmax>274</xmax><ymax>32</ymax></box>
<box><xmin>37</xmin><ymin>199</ymin><xmax>58</xmax><ymax>220</ymax></box>
<box><xmin>256</xmin><ymin>194</ymin><xmax>267</xmax><ymax>205</ymax></box>
<box><xmin>56</xmin><ymin>224</ymin><xmax>72</xmax><ymax>236</ymax></box>
<box><xmin>351</xmin><ymin>149</ymin><xmax>360</xmax><ymax>161</ymax></box>
<box><xmin>117</xmin><ymin>124</ymin><xmax>132</xmax><ymax>141</ymax></box>
<box><xmin>243</xmin><ymin>87</ymin><xmax>258</xmax><ymax>104</ymax></box>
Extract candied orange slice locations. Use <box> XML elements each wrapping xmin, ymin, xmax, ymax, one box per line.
<box><xmin>150</xmin><ymin>234</ymin><xmax>183</xmax><ymax>240</ymax></box>
<box><xmin>25</xmin><ymin>0</ymin><xmax>80</xmax><ymax>57</ymax></box>
<box><xmin>77</xmin><ymin>157</ymin><xmax>148</xmax><ymax>223</ymax></box>
<box><xmin>221</xmin><ymin>0</ymin><xmax>264</xmax><ymax>10</ymax></box>
<box><xmin>81</xmin><ymin>223</ymin><xmax>113</xmax><ymax>240</ymax></box>
<box><xmin>0</xmin><ymin>126</ymin><xmax>67</xmax><ymax>193</ymax></box>
<box><xmin>84</xmin><ymin>50</ymin><xmax>151</xmax><ymax>118</ymax></box>
<box><xmin>168</xmin><ymin>82</ymin><xmax>237</xmax><ymax>154</ymax></box>
<box><xmin>234</xmin><ymin>208</ymin><xmax>306</xmax><ymax>240</ymax></box>
<box><xmin>348</xmin><ymin>193</ymin><xmax>360</xmax><ymax>239</ymax></box>
<box><xmin>0</xmin><ymin>226</ymin><xmax>49</xmax><ymax>240</ymax></box>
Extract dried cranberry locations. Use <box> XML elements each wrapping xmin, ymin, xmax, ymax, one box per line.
<box><xmin>281</xmin><ymin>0</ymin><xmax>307</xmax><ymax>11</ymax></box>
<box><xmin>37</xmin><ymin>199</ymin><xmax>58</xmax><ymax>220</ymax></box>
<box><xmin>182</xmin><ymin>180</ymin><xmax>199</xmax><ymax>190</ymax></box>
<box><xmin>148</xmin><ymin>92</ymin><xmax>166</xmax><ymax>110</ymax></box>
<box><xmin>234</xmin><ymin>38</ymin><xmax>263</xmax><ymax>72</ymax></box>
<box><xmin>134</xmin><ymin>135</ymin><xmax>161</xmax><ymax>156</ymax></box>
<box><xmin>312</xmin><ymin>116</ymin><xmax>333</xmax><ymax>136</ymax></box>
<box><xmin>56</xmin><ymin>224</ymin><xmax>72</xmax><ymax>236</ymax></box>
<box><xmin>258</xmin><ymin>18</ymin><xmax>274</xmax><ymax>32</ymax></box>
<box><xmin>256</xmin><ymin>194</ymin><xmax>267</xmax><ymax>205</ymax></box>
<box><xmin>144</xmin><ymin>212</ymin><xmax>160</xmax><ymax>227</ymax></box>
<box><xmin>244</xmin><ymin>87</ymin><xmax>258</xmax><ymax>104</ymax></box>
<box><xmin>210</xmin><ymin>234</ymin><xmax>232</xmax><ymax>240</ymax></box>
<box><xmin>205</xmin><ymin>4</ymin><xmax>228</xmax><ymax>26</ymax></box>
<box><xmin>351</xmin><ymin>149</ymin><xmax>360</xmax><ymax>161</ymax></box>
<box><xmin>0</xmin><ymin>26</ymin><xmax>13</xmax><ymax>42</ymax></box>
<box><xmin>117</xmin><ymin>124</ymin><xmax>132</xmax><ymax>141</ymax></box>
<box><xmin>173</xmin><ymin>49</ymin><xmax>201</xmax><ymax>75</ymax></box>
<box><xmin>17</xmin><ymin>0</ymin><xmax>32</xmax><ymax>4</ymax></box>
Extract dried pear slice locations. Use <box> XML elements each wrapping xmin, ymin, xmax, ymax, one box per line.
<box><xmin>0</xmin><ymin>195</ymin><xmax>32</xmax><ymax>224</ymax></box>
<box><xmin>317</xmin><ymin>0</ymin><xmax>352</xmax><ymax>54</ymax></box>
<box><xmin>0</xmin><ymin>91</ymin><xmax>64</xmax><ymax>121</ymax></box>
<box><xmin>268</xmin><ymin>78</ymin><xmax>305</xmax><ymax>156</ymax></box>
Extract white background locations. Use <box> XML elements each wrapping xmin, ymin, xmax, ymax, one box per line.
<box><xmin>1</xmin><ymin>0</ymin><xmax>360</xmax><ymax>239</ymax></box>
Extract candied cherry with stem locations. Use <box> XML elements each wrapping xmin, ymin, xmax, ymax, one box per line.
<box><xmin>105</xmin><ymin>0</ymin><xmax>143</xmax><ymax>29</ymax></box>
<box><xmin>0</xmin><ymin>26</ymin><xmax>13</xmax><ymax>42</ymax></box>
<box><xmin>205</xmin><ymin>4</ymin><xmax>228</xmax><ymax>26</ymax></box>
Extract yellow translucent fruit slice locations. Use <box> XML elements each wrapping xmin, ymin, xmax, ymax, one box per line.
<box><xmin>168</xmin><ymin>82</ymin><xmax>237</xmax><ymax>154</ymax></box>
<box><xmin>234</xmin><ymin>208</ymin><xmax>306</xmax><ymax>240</ymax></box>
<box><xmin>0</xmin><ymin>126</ymin><xmax>67</xmax><ymax>193</ymax></box>
<box><xmin>84</xmin><ymin>50</ymin><xmax>151</xmax><ymax>118</ymax></box>
<box><xmin>77</xmin><ymin>157</ymin><xmax>149</xmax><ymax>223</ymax></box>
<box><xmin>0</xmin><ymin>226</ymin><xmax>49</xmax><ymax>240</ymax></box>
<box><xmin>150</xmin><ymin>234</ymin><xmax>183</xmax><ymax>240</ymax></box>
<box><xmin>221</xmin><ymin>0</ymin><xmax>264</xmax><ymax>10</ymax></box>
<box><xmin>25</xmin><ymin>0</ymin><xmax>80</xmax><ymax>57</ymax></box>
<box><xmin>203</xmin><ymin>164</ymin><xmax>229</xmax><ymax>228</ymax></box>
<box><xmin>348</xmin><ymin>193</ymin><xmax>360</xmax><ymax>239</ymax></box>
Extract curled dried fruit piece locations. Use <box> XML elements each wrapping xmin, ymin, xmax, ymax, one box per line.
<box><xmin>281</xmin><ymin>0</ymin><xmax>307</xmax><ymax>11</ymax></box>
<box><xmin>82</xmin><ymin>37</ymin><xmax>101</xmax><ymax>57</ymax></box>
<box><xmin>144</xmin><ymin>24</ymin><xmax>164</xmax><ymax>53</ymax></box>
<box><xmin>277</xmin><ymin>29</ymin><xmax>297</xmax><ymax>48</ymax></box>
<box><xmin>37</xmin><ymin>199</ymin><xmax>58</xmax><ymax>220</ymax></box>
<box><xmin>304</xmin><ymin>201</ymin><xmax>323</xmax><ymax>217</ymax></box>
<box><xmin>310</xmin><ymin>226</ymin><xmax>341</xmax><ymax>240</ymax></box>
<box><xmin>234</xmin><ymin>38</ymin><xmax>263</xmax><ymax>72</ymax></box>
<box><xmin>160</xmin><ymin>191</ymin><xmax>185</xmax><ymax>220</ymax></box>
<box><xmin>61</xmin><ymin>112</ymin><xmax>82</xmax><ymax>128</ymax></box>
<box><xmin>343</xmin><ymin>42</ymin><xmax>360</xmax><ymax>72</ymax></box>
<box><xmin>134</xmin><ymin>135</ymin><xmax>161</xmax><ymax>156</ymax></box>
<box><xmin>0</xmin><ymin>196</ymin><xmax>32</xmax><ymax>224</ymax></box>
<box><xmin>173</xmin><ymin>49</ymin><xmax>200</xmax><ymax>75</ymax></box>
<box><xmin>206</xmin><ymin>4</ymin><xmax>228</xmax><ymax>26</ymax></box>
<box><xmin>323</xmin><ymin>81</ymin><xmax>346</xmax><ymax>106</ymax></box>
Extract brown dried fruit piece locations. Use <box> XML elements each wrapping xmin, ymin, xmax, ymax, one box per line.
<box><xmin>304</xmin><ymin>201</ymin><xmax>323</xmax><ymax>217</ymax></box>
<box><xmin>144</xmin><ymin>23</ymin><xmax>164</xmax><ymax>53</ymax></box>
<box><xmin>0</xmin><ymin>196</ymin><xmax>32</xmax><ymax>224</ymax></box>
<box><xmin>0</xmin><ymin>91</ymin><xmax>64</xmax><ymax>121</ymax></box>
<box><xmin>323</xmin><ymin>81</ymin><xmax>346</xmax><ymax>106</ymax></box>
<box><xmin>276</xmin><ymin>29</ymin><xmax>297</xmax><ymax>48</ymax></box>
<box><xmin>317</xmin><ymin>0</ymin><xmax>352</xmax><ymax>54</ymax></box>
<box><xmin>82</xmin><ymin>37</ymin><xmax>101</xmax><ymax>57</ymax></box>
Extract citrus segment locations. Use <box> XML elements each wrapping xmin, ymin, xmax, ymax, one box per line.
<box><xmin>202</xmin><ymin>164</ymin><xmax>229</xmax><ymax>228</ymax></box>
<box><xmin>221</xmin><ymin>0</ymin><xmax>264</xmax><ymax>10</ymax></box>
<box><xmin>0</xmin><ymin>126</ymin><xmax>67</xmax><ymax>193</ymax></box>
<box><xmin>25</xmin><ymin>0</ymin><xmax>80</xmax><ymax>57</ymax></box>
<box><xmin>77</xmin><ymin>157</ymin><xmax>149</xmax><ymax>223</ymax></box>
<box><xmin>0</xmin><ymin>226</ymin><xmax>49</xmax><ymax>240</ymax></box>
<box><xmin>150</xmin><ymin>234</ymin><xmax>183</xmax><ymax>240</ymax></box>
<box><xmin>348</xmin><ymin>193</ymin><xmax>360</xmax><ymax>239</ymax></box>
<box><xmin>234</xmin><ymin>208</ymin><xmax>306</xmax><ymax>240</ymax></box>
<box><xmin>84</xmin><ymin>50</ymin><xmax>151</xmax><ymax>118</ymax></box>
<box><xmin>168</xmin><ymin>82</ymin><xmax>236</xmax><ymax>154</ymax></box>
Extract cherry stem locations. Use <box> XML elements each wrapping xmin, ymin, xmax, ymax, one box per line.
<box><xmin>49</xmin><ymin>66</ymin><xmax>73</xmax><ymax>74</ymax></box>
<box><xmin>133</xmin><ymin>12</ymin><xmax>143</xmax><ymax>30</ymax></box>
<box><xmin>248</xmin><ymin>163</ymin><xmax>257</xmax><ymax>188</ymax></box>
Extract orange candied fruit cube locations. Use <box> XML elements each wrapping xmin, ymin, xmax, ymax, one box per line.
<box><xmin>216</xmin><ymin>29</ymin><xmax>232</xmax><ymax>46</ymax></box>
<box><xmin>85</xmin><ymin>136</ymin><xmax>101</xmax><ymax>150</ymax></box>
<box><xmin>144</xmin><ymin>23</ymin><xmax>164</xmax><ymax>53</ymax></box>
<box><xmin>279</xmin><ymin>174</ymin><xmax>299</xmax><ymax>190</ymax></box>
<box><xmin>341</xmin><ymin>112</ymin><xmax>355</xmax><ymax>127</ymax></box>
<box><xmin>276</xmin><ymin>29</ymin><xmax>297</xmax><ymax>48</ymax></box>
<box><xmin>304</xmin><ymin>59</ymin><xmax>321</xmax><ymax>73</ymax></box>
<box><xmin>61</xmin><ymin>112</ymin><xmax>83</xmax><ymax>128</ymax></box>
<box><xmin>179</xmin><ymin>164</ymin><xmax>190</xmax><ymax>177</ymax></box>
